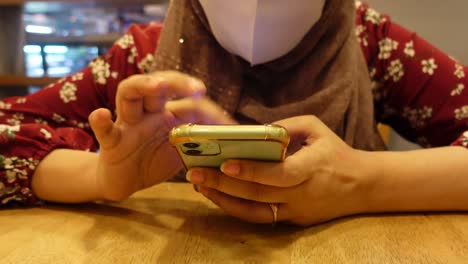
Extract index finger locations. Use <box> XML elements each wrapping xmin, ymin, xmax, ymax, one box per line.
<box><xmin>116</xmin><ymin>71</ymin><xmax>206</xmax><ymax>123</ymax></box>
<box><xmin>166</xmin><ymin>97</ymin><xmax>237</xmax><ymax>125</ymax></box>
<box><xmin>220</xmin><ymin>157</ymin><xmax>309</xmax><ymax>188</ymax></box>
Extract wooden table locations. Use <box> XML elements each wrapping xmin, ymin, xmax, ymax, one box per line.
<box><xmin>1</xmin><ymin>183</ymin><xmax>468</xmax><ymax>263</ymax></box>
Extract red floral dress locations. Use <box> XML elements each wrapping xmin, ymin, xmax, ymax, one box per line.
<box><xmin>0</xmin><ymin>2</ymin><xmax>467</xmax><ymax>205</ymax></box>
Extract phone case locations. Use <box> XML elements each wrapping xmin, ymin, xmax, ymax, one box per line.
<box><xmin>169</xmin><ymin>124</ymin><xmax>290</xmax><ymax>169</ymax></box>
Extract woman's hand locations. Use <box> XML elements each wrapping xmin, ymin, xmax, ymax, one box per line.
<box><xmin>89</xmin><ymin>71</ymin><xmax>235</xmax><ymax>201</ymax></box>
<box><xmin>186</xmin><ymin>115</ymin><xmax>373</xmax><ymax>226</ymax></box>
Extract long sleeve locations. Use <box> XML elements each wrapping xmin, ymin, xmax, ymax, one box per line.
<box><xmin>0</xmin><ymin>23</ymin><xmax>163</xmax><ymax>205</ymax></box>
<box><xmin>355</xmin><ymin>1</ymin><xmax>468</xmax><ymax>148</ymax></box>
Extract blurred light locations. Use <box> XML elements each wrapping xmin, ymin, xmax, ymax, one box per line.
<box><xmin>25</xmin><ymin>25</ymin><xmax>54</xmax><ymax>34</ymax></box>
<box><xmin>46</xmin><ymin>54</ymin><xmax>67</xmax><ymax>63</ymax></box>
<box><xmin>44</xmin><ymin>45</ymin><xmax>69</xmax><ymax>54</ymax></box>
<box><xmin>26</xmin><ymin>68</ymin><xmax>45</xmax><ymax>78</ymax></box>
<box><xmin>25</xmin><ymin>3</ymin><xmax>63</xmax><ymax>13</ymax></box>
<box><xmin>89</xmin><ymin>47</ymin><xmax>99</xmax><ymax>54</ymax></box>
<box><xmin>26</xmin><ymin>54</ymin><xmax>43</xmax><ymax>67</ymax></box>
<box><xmin>144</xmin><ymin>4</ymin><xmax>168</xmax><ymax>17</ymax></box>
<box><xmin>23</xmin><ymin>45</ymin><xmax>42</xmax><ymax>53</ymax></box>
<box><xmin>48</xmin><ymin>67</ymin><xmax>71</xmax><ymax>76</ymax></box>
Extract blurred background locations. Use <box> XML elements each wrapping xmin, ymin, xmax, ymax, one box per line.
<box><xmin>0</xmin><ymin>0</ymin><xmax>169</xmax><ymax>97</ymax></box>
<box><xmin>0</xmin><ymin>0</ymin><xmax>466</xmax><ymax>150</ymax></box>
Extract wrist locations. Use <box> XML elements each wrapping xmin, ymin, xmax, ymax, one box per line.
<box><xmin>348</xmin><ymin>149</ymin><xmax>384</xmax><ymax>215</ymax></box>
<box><xmin>95</xmin><ymin>155</ymin><xmax>139</xmax><ymax>202</ymax></box>
<box><xmin>96</xmin><ymin>167</ymin><xmax>134</xmax><ymax>202</ymax></box>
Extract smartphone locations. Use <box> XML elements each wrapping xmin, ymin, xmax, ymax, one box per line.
<box><xmin>169</xmin><ymin>124</ymin><xmax>290</xmax><ymax>170</ymax></box>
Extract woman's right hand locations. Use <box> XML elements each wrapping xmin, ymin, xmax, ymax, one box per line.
<box><xmin>88</xmin><ymin>71</ymin><xmax>235</xmax><ymax>201</ymax></box>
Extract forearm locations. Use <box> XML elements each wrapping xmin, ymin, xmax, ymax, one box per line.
<box><xmin>32</xmin><ymin>149</ymin><xmax>101</xmax><ymax>203</ymax></box>
<box><xmin>361</xmin><ymin>146</ymin><xmax>468</xmax><ymax>212</ymax></box>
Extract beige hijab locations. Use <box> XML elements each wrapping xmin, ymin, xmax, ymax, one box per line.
<box><xmin>153</xmin><ymin>0</ymin><xmax>385</xmax><ymax>151</ymax></box>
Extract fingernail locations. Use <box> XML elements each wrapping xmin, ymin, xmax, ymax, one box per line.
<box><xmin>186</xmin><ymin>170</ymin><xmax>205</xmax><ymax>184</ymax></box>
<box><xmin>190</xmin><ymin>78</ymin><xmax>206</xmax><ymax>93</ymax></box>
<box><xmin>221</xmin><ymin>161</ymin><xmax>240</xmax><ymax>176</ymax></box>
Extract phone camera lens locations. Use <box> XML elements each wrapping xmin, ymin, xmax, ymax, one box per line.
<box><xmin>183</xmin><ymin>142</ymin><xmax>200</xmax><ymax>148</ymax></box>
<box><xmin>185</xmin><ymin>149</ymin><xmax>202</xmax><ymax>155</ymax></box>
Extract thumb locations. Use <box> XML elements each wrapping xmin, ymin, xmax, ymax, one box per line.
<box><xmin>89</xmin><ymin>108</ymin><xmax>121</xmax><ymax>150</ymax></box>
<box><xmin>274</xmin><ymin>115</ymin><xmax>331</xmax><ymax>140</ymax></box>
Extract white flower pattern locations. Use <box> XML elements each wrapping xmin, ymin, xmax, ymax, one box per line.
<box><xmin>0</xmin><ymin>124</ymin><xmax>20</xmax><ymax>133</ymax></box>
<box><xmin>116</xmin><ymin>34</ymin><xmax>135</xmax><ymax>49</ymax></box>
<box><xmin>89</xmin><ymin>58</ymin><xmax>111</xmax><ymax>85</ymax></box>
<box><xmin>138</xmin><ymin>54</ymin><xmax>156</xmax><ymax>74</ymax></box>
<box><xmin>378</xmin><ymin>38</ymin><xmax>399</xmax><ymax>59</ymax></box>
<box><xmin>40</xmin><ymin>128</ymin><xmax>52</xmax><ymax>139</ymax></box>
<box><xmin>454</xmin><ymin>64</ymin><xmax>465</xmax><ymax>79</ymax></box>
<box><xmin>403</xmin><ymin>106</ymin><xmax>433</xmax><ymax>128</ymax></box>
<box><xmin>7</xmin><ymin>113</ymin><xmax>24</xmax><ymax>126</ymax></box>
<box><xmin>0</xmin><ymin>125</ymin><xmax>20</xmax><ymax>140</ymax></box>
<box><xmin>355</xmin><ymin>25</ymin><xmax>368</xmax><ymax>47</ymax></box>
<box><xmin>451</xmin><ymin>84</ymin><xmax>465</xmax><ymax>96</ymax></box>
<box><xmin>34</xmin><ymin>118</ymin><xmax>48</xmax><ymax>125</ymax></box>
<box><xmin>71</xmin><ymin>72</ymin><xmax>84</xmax><ymax>81</ymax></box>
<box><xmin>365</xmin><ymin>8</ymin><xmax>385</xmax><ymax>25</ymax></box>
<box><xmin>0</xmin><ymin>155</ymin><xmax>40</xmax><ymax>204</ymax></box>
<box><xmin>454</xmin><ymin>106</ymin><xmax>468</xmax><ymax>120</ymax></box>
<box><xmin>386</xmin><ymin>59</ymin><xmax>405</xmax><ymax>82</ymax></box>
<box><xmin>404</xmin><ymin>41</ymin><xmax>415</xmax><ymax>58</ymax></box>
<box><xmin>71</xmin><ymin>120</ymin><xmax>89</xmax><ymax>129</ymax></box>
<box><xmin>128</xmin><ymin>47</ymin><xmax>138</xmax><ymax>64</ymax></box>
<box><xmin>422</xmin><ymin>58</ymin><xmax>438</xmax><ymax>75</ymax></box>
<box><xmin>60</xmin><ymin>82</ymin><xmax>78</xmax><ymax>103</ymax></box>
<box><xmin>52</xmin><ymin>113</ymin><xmax>66</xmax><ymax>123</ymax></box>
<box><xmin>0</xmin><ymin>101</ymin><xmax>12</xmax><ymax>109</ymax></box>
<box><xmin>16</xmin><ymin>98</ymin><xmax>27</xmax><ymax>104</ymax></box>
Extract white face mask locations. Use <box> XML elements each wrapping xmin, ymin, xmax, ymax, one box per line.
<box><xmin>199</xmin><ymin>0</ymin><xmax>325</xmax><ymax>65</ymax></box>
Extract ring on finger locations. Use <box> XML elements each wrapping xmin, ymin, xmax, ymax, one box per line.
<box><xmin>269</xmin><ymin>203</ymin><xmax>279</xmax><ymax>225</ymax></box>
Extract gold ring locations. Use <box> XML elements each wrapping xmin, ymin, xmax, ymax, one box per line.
<box><xmin>269</xmin><ymin>203</ymin><xmax>279</xmax><ymax>225</ymax></box>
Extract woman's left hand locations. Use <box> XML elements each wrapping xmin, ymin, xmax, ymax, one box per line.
<box><xmin>186</xmin><ymin>115</ymin><xmax>374</xmax><ymax>226</ymax></box>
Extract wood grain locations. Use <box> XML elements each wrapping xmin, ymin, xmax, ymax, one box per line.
<box><xmin>1</xmin><ymin>183</ymin><xmax>468</xmax><ymax>263</ymax></box>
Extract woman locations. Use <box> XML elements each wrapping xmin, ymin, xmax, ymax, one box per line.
<box><xmin>1</xmin><ymin>0</ymin><xmax>467</xmax><ymax>226</ymax></box>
